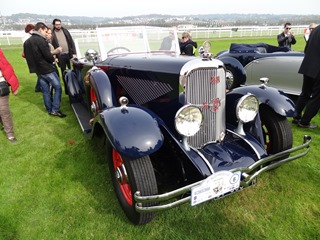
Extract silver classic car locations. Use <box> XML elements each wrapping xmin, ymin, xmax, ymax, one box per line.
<box><xmin>216</xmin><ymin>43</ymin><xmax>304</xmax><ymax>95</ymax></box>
<box><xmin>65</xmin><ymin>27</ymin><xmax>311</xmax><ymax>225</ymax></box>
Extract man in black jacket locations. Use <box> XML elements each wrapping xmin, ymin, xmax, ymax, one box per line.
<box><xmin>51</xmin><ymin>18</ymin><xmax>77</xmax><ymax>94</ymax></box>
<box><xmin>23</xmin><ymin>22</ymin><xmax>66</xmax><ymax>118</ymax></box>
<box><xmin>293</xmin><ymin>25</ymin><xmax>320</xmax><ymax>128</ymax></box>
<box><xmin>277</xmin><ymin>23</ymin><xmax>296</xmax><ymax>50</ymax></box>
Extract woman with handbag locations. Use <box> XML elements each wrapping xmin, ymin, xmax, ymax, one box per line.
<box><xmin>0</xmin><ymin>48</ymin><xmax>20</xmax><ymax>143</ymax></box>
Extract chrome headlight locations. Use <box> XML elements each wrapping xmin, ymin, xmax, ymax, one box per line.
<box><xmin>236</xmin><ymin>94</ymin><xmax>259</xmax><ymax>123</ymax></box>
<box><xmin>175</xmin><ymin>105</ymin><xmax>203</xmax><ymax>137</ymax></box>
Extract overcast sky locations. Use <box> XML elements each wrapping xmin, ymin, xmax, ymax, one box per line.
<box><xmin>1</xmin><ymin>0</ymin><xmax>319</xmax><ymax>18</ymax></box>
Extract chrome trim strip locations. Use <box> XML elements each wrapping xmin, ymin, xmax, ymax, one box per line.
<box><xmin>190</xmin><ymin>146</ymin><xmax>215</xmax><ymax>174</ymax></box>
<box><xmin>226</xmin><ymin>129</ymin><xmax>262</xmax><ymax>159</ymax></box>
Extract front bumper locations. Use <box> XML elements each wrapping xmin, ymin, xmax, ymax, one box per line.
<box><xmin>134</xmin><ymin>135</ymin><xmax>312</xmax><ymax>213</ymax></box>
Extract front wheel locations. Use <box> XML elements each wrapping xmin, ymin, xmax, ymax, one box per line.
<box><xmin>108</xmin><ymin>149</ymin><xmax>158</xmax><ymax>225</ymax></box>
<box><xmin>225</xmin><ymin>66</ymin><xmax>241</xmax><ymax>90</ymax></box>
<box><xmin>259</xmin><ymin>107</ymin><xmax>293</xmax><ymax>155</ymax></box>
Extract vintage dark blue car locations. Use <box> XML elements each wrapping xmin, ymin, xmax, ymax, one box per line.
<box><xmin>65</xmin><ymin>27</ymin><xmax>311</xmax><ymax>225</ymax></box>
<box><xmin>216</xmin><ymin>42</ymin><xmax>304</xmax><ymax>95</ymax></box>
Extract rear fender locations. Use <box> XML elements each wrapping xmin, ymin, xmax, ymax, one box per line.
<box><xmin>100</xmin><ymin>106</ymin><xmax>164</xmax><ymax>159</ymax></box>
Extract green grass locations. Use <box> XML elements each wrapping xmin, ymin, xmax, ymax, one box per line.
<box><xmin>0</xmin><ymin>36</ymin><xmax>319</xmax><ymax>240</ymax></box>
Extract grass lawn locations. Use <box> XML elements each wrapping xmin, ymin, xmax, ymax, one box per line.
<box><xmin>0</xmin><ymin>36</ymin><xmax>319</xmax><ymax>240</ymax></box>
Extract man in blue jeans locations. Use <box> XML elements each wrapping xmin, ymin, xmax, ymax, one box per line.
<box><xmin>23</xmin><ymin>22</ymin><xmax>66</xmax><ymax>118</ymax></box>
<box><xmin>38</xmin><ymin>72</ymin><xmax>63</xmax><ymax>116</ymax></box>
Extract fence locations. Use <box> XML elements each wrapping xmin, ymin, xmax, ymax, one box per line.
<box><xmin>0</xmin><ymin>25</ymin><xmax>308</xmax><ymax>46</ymax></box>
<box><xmin>187</xmin><ymin>25</ymin><xmax>306</xmax><ymax>39</ymax></box>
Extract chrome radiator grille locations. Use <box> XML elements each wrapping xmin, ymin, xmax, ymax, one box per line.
<box><xmin>185</xmin><ymin>67</ymin><xmax>226</xmax><ymax>148</ymax></box>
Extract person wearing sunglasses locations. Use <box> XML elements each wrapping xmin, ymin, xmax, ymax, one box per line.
<box><xmin>277</xmin><ymin>22</ymin><xmax>296</xmax><ymax>50</ymax></box>
<box><xmin>180</xmin><ymin>31</ymin><xmax>198</xmax><ymax>56</ymax></box>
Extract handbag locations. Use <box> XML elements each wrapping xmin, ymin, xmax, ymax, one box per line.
<box><xmin>0</xmin><ymin>70</ymin><xmax>10</xmax><ymax>96</ymax></box>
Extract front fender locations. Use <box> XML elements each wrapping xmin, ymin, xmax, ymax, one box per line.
<box><xmin>227</xmin><ymin>85</ymin><xmax>296</xmax><ymax>117</ymax></box>
<box><xmin>100</xmin><ymin>106</ymin><xmax>164</xmax><ymax>159</ymax></box>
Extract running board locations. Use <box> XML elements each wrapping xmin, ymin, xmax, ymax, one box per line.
<box><xmin>71</xmin><ymin>102</ymin><xmax>92</xmax><ymax>134</ymax></box>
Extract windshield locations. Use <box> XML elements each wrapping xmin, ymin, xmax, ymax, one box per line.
<box><xmin>74</xmin><ymin>26</ymin><xmax>181</xmax><ymax>61</ymax></box>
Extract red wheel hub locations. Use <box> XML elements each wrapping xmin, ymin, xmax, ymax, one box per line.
<box><xmin>90</xmin><ymin>87</ymin><xmax>99</xmax><ymax>113</ymax></box>
<box><xmin>112</xmin><ymin>150</ymin><xmax>132</xmax><ymax>205</ymax></box>
<box><xmin>262</xmin><ymin>125</ymin><xmax>271</xmax><ymax>152</ymax></box>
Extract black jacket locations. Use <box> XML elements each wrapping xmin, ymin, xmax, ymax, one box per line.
<box><xmin>180</xmin><ymin>39</ymin><xmax>198</xmax><ymax>56</ymax></box>
<box><xmin>277</xmin><ymin>32</ymin><xmax>296</xmax><ymax>49</ymax></box>
<box><xmin>299</xmin><ymin>25</ymin><xmax>320</xmax><ymax>79</ymax></box>
<box><xmin>160</xmin><ymin>36</ymin><xmax>173</xmax><ymax>50</ymax></box>
<box><xmin>23</xmin><ymin>32</ymin><xmax>55</xmax><ymax>75</ymax></box>
<box><xmin>51</xmin><ymin>27</ymin><xmax>76</xmax><ymax>59</ymax></box>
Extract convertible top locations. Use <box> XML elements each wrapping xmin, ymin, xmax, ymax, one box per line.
<box><xmin>229</xmin><ymin>43</ymin><xmax>290</xmax><ymax>53</ymax></box>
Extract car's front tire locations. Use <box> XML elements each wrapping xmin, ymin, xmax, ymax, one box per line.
<box><xmin>259</xmin><ymin>107</ymin><xmax>293</xmax><ymax>154</ymax></box>
<box><xmin>108</xmin><ymin>149</ymin><xmax>158</xmax><ymax>225</ymax></box>
<box><xmin>225</xmin><ymin>66</ymin><xmax>241</xmax><ymax>90</ymax></box>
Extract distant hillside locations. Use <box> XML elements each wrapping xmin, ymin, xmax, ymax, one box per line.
<box><xmin>8</xmin><ymin>13</ymin><xmax>112</xmax><ymax>24</ymax></box>
<box><xmin>1</xmin><ymin>12</ymin><xmax>320</xmax><ymax>30</ymax></box>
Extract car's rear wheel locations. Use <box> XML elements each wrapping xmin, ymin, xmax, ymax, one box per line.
<box><xmin>259</xmin><ymin>107</ymin><xmax>293</xmax><ymax>154</ymax></box>
<box><xmin>108</xmin><ymin>149</ymin><xmax>158</xmax><ymax>225</ymax></box>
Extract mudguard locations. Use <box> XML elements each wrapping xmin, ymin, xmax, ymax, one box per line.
<box><xmin>218</xmin><ymin>56</ymin><xmax>246</xmax><ymax>86</ymax></box>
<box><xmin>227</xmin><ymin>85</ymin><xmax>296</xmax><ymax>117</ymax></box>
<box><xmin>90</xmin><ymin>69</ymin><xmax>116</xmax><ymax>109</ymax></box>
<box><xmin>100</xmin><ymin>106</ymin><xmax>164</xmax><ymax>159</ymax></box>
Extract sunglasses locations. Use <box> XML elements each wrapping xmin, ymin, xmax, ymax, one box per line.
<box><xmin>286</xmin><ymin>27</ymin><xmax>291</xmax><ymax>30</ymax></box>
<box><xmin>182</xmin><ymin>36</ymin><xmax>187</xmax><ymax>39</ymax></box>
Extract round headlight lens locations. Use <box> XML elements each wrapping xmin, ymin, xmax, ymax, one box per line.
<box><xmin>236</xmin><ymin>94</ymin><xmax>259</xmax><ymax>123</ymax></box>
<box><xmin>175</xmin><ymin>105</ymin><xmax>203</xmax><ymax>137</ymax></box>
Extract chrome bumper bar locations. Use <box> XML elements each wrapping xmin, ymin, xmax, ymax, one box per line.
<box><xmin>134</xmin><ymin>135</ymin><xmax>311</xmax><ymax>213</ymax></box>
